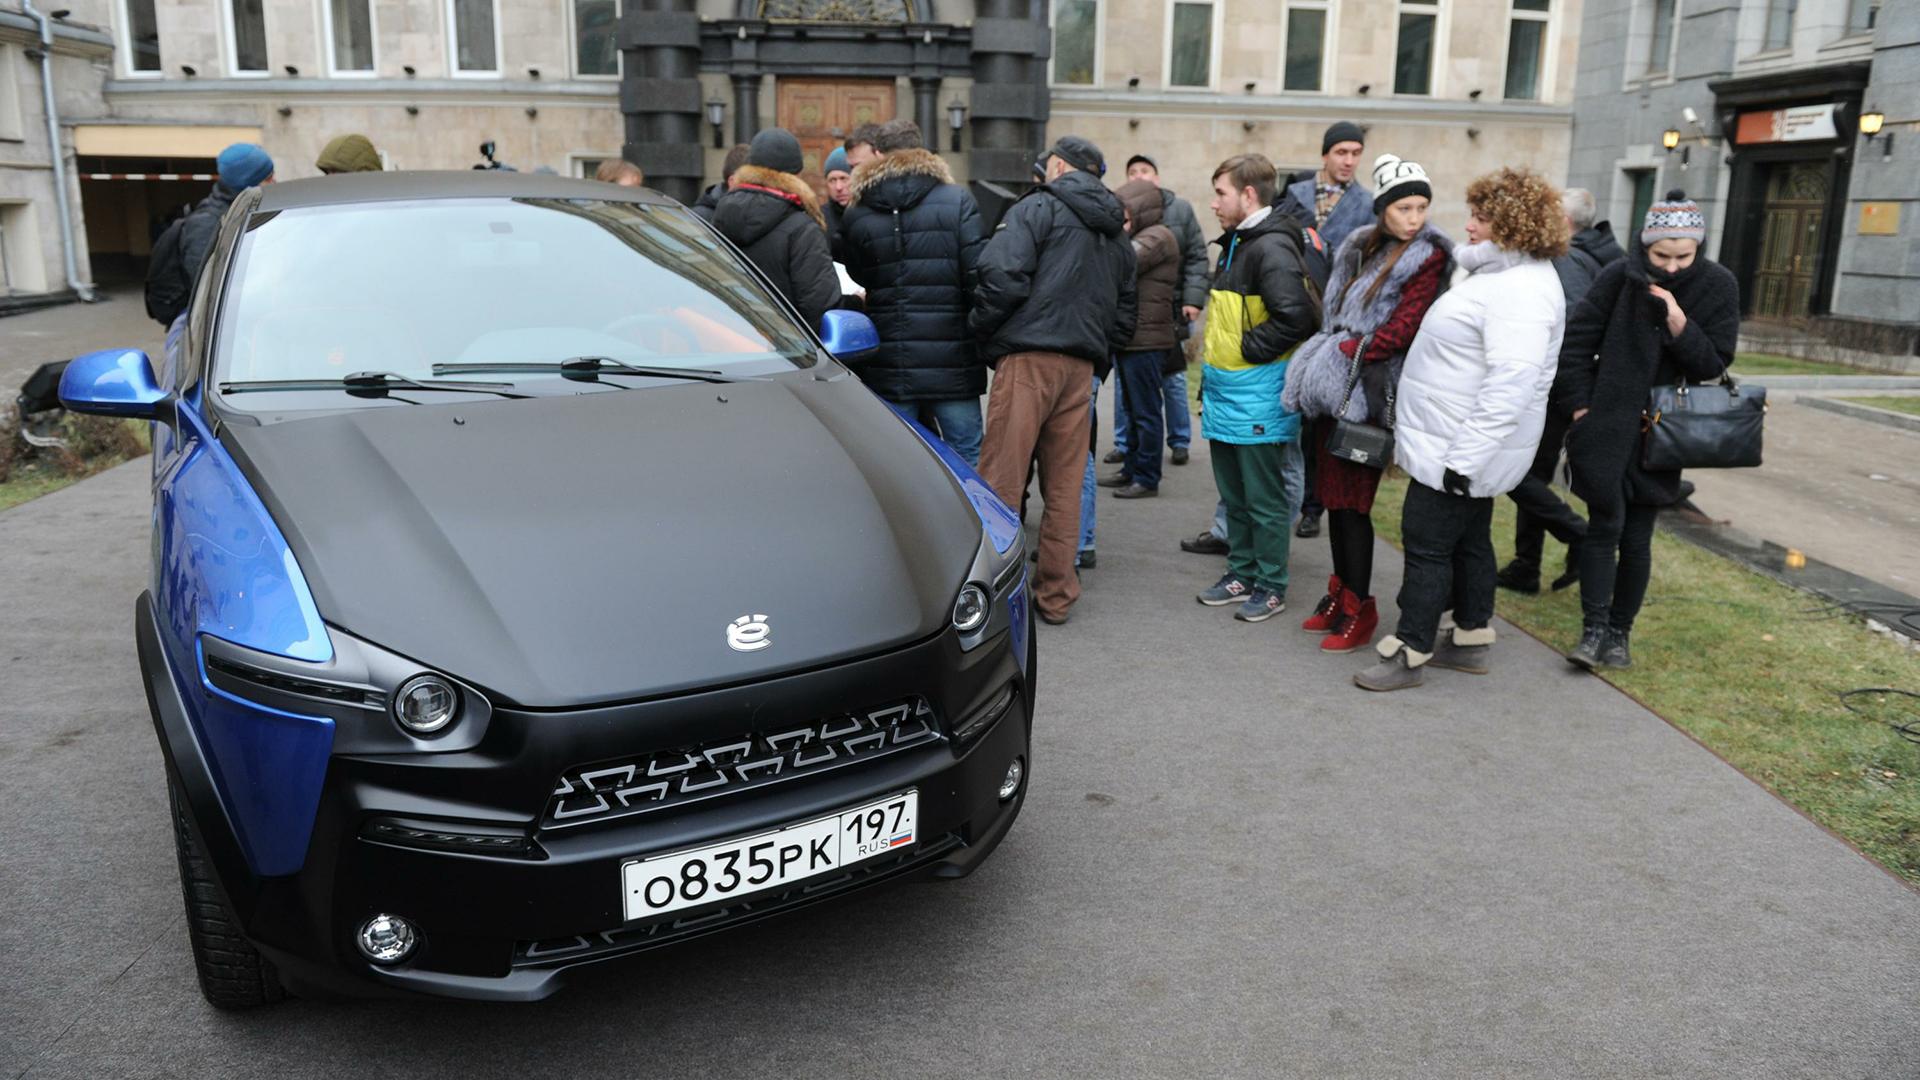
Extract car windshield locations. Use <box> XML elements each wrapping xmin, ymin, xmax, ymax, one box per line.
<box><xmin>211</xmin><ymin>197</ymin><xmax>817</xmax><ymax>403</ymax></box>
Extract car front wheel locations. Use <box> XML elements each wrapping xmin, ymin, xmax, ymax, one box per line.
<box><xmin>169</xmin><ymin>776</ymin><xmax>286</xmax><ymax>1009</ymax></box>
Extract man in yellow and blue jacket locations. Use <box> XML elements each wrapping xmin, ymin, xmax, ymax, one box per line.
<box><xmin>1194</xmin><ymin>154</ymin><xmax>1319</xmax><ymax>623</ymax></box>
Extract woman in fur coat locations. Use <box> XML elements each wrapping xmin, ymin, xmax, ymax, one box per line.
<box><xmin>1282</xmin><ymin>154</ymin><xmax>1452</xmax><ymax>653</ymax></box>
<box><xmin>1555</xmin><ymin>191</ymin><xmax>1740</xmax><ymax>671</ymax></box>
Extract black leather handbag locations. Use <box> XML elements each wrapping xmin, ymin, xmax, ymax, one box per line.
<box><xmin>1641</xmin><ymin>374</ymin><xmax>1767</xmax><ymax>471</ymax></box>
<box><xmin>1325</xmin><ymin>334</ymin><xmax>1394</xmax><ymax>470</ymax></box>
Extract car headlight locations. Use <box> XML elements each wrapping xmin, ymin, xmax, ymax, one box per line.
<box><xmin>952</xmin><ymin>583</ymin><xmax>990</xmax><ymax>633</ymax></box>
<box><xmin>392</xmin><ymin>673</ymin><xmax>459</xmax><ymax>735</ymax></box>
<box><xmin>953</xmin><ymin>527</ymin><xmax>1024</xmax><ymax>648</ymax></box>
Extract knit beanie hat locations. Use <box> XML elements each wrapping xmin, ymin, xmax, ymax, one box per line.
<box><xmin>823</xmin><ymin>145</ymin><xmax>850</xmax><ymax>176</ymax></box>
<box><xmin>315</xmin><ymin>134</ymin><xmax>381</xmax><ymax>174</ymax></box>
<box><xmin>217</xmin><ymin>143</ymin><xmax>274</xmax><ymax>189</ymax></box>
<box><xmin>747</xmin><ymin>128</ymin><xmax>804</xmax><ymax>175</ymax></box>
<box><xmin>1370</xmin><ymin>154</ymin><xmax>1432</xmax><ymax>214</ymax></box>
<box><xmin>1322</xmin><ymin>121</ymin><xmax>1366</xmax><ymax>155</ymax></box>
<box><xmin>1642</xmin><ymin>188</ymin><xmax>1706</xmax><ymax>245</ymax></box>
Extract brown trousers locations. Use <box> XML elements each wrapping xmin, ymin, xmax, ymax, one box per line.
<box><xmin>978</xmin><ymin>351</ymin><xmax>1092</xmax><ymax>620</ymax></box>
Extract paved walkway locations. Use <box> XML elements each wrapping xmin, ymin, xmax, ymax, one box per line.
<box><xmin>1</xmin><ymin>287</ymin><xmax>165</xmax><ymax>403</ymax></box>
<box><xmin>1</xmin><ymin>395</ymin><xmax>1915</xmax><ymax>1078</ymax></box>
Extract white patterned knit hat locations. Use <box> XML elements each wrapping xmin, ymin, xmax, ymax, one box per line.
<box><xmin>1642</xmin><ymin>188</ymin><xmax>1706</xmax><ymax>244</ymax></box>
<box><xmin>1371</xmin><ymin>154</ymin><xmax>1432</xmax><ymax>214</ymax></box>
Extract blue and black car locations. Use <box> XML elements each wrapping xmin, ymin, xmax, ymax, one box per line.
<box><xmin>61</xmin><ymin>172</ymin><xmax>1033</xmax><ymax>1007</ymax></box>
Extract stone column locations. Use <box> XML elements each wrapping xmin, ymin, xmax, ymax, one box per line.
<box><xmin>967</xmin><ymin>0</ymin><xmax>1050</xmax><ymax>189</ymax></box>
<box><xmin>912</xmin><ymin>75</ymin><xmax>942</xmax><ymax>147</ymax></box>
<box><xmin>620</xmin><ymin>0</ymin><xmax>704</xmax><ymax>204</ymax></box>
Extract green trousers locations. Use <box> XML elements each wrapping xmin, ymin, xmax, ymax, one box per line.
<box><xmin>1210</xmin><ymin>440</ymin><xmax>1293</xmax><ymax>594</ymax></box>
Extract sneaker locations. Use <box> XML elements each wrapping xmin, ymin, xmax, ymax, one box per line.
<box><xmin>1170</xmin><ymin>446</ymin><xmax>1190</xmax><ymax>466</ymax></box>
<box><xmin>1354</xmin><ymin>638</ymin><xmax>1427</xmax><ymax>692</ymax></box>
<box><xmin>1197</xmin><ymin>573</ymin><xmax>1251</xmax><ymax>606</ymax></box>
<box><xmin>1319</xmin><ymin>593</ymin><xmax>1378</xmax><ymax>654</ymax></box>
<box><xmin>1102</xmin><ymin>449</ymin><xmax>1125</xmax><ymax>464</ymax></box>
<box><xmin>1599</xmin><ymin>627</ymin><xmax>1632</xmax><ymax>668</ymax></box>
<box><xmin>1301</xmin><ymin>574</ymin><xmax>1344</xmax><ymax>633</ymax></box>
<box><xmin>1293</xmin><ymin>511</ymin><xmax>1321</xmax><ymax>539</ymax></box>
<box><xmin>1234</xmin><ymin>587</ymin><xmax>1285</xmax><ymax>622</ymax></box>
<box><xmin>1495</xmin><ymin>560</ymin><xmax>1541</xmax><ymax>594</ymax></box>
<box><xmin>1566</xmin><ymin>625</ymin><xmax>1608</xmax><ymax>670</ymax></box>
<box><xmin>1181</xmin><ymin>531</ymin><xmax>1230</xmax><ymax>556</ymax></box>
<box><xmin>1075</xmin><ymin>548</ymin><xmax>1096</xmax><ymax>570</ymax></box>
<box><xmin>1111</xmin><ymin>483</ymin><xmax>1158</xmax><ymax>499</ymax></box>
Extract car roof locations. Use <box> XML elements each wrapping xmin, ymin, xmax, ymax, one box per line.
<box><xmin>253</xmin><ymin>170</ymin><xmax>682</xmax><ymax>212</ymax></box>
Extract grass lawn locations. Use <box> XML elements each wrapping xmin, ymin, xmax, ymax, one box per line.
<box><xmin>1734</xmin><ymin>351</ymin><xmax>1897</xmax><ymax>377</ymax></box>
<box><xmin>1369</xmin><ymin>471</ymin><xmax>1920</xmax><ymax>885</ymax></box>
<box><xmin>1845</xmin><ymin>396</ymin><xmax>1920</xmax><ymax>418</ymax></box>
<box><xmin>0</xmin><ymin>420</ymin><xmax>150</xmax><ymax>513</ymax></box>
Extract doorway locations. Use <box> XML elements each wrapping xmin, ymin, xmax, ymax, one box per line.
<box><xmin>776</xmin><ymin>78</ymin><xmax>895</xmax><ymax>198</ymax></box>
<box><xmin>1750</xmin><ymin>160</ymin><xmax>1829</xmax><ymax>320</ymax></box>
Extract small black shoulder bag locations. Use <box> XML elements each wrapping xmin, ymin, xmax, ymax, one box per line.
<box><xmin>1324</xmin><ymin>333</ymin><xmax>1395</xmax><ymax>470</ymax></box>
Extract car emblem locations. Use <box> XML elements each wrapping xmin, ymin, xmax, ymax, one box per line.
<box><xmin>727</xmin><ymin>614</ymin><xmax>771</xmax><ymax>652</ymax></box>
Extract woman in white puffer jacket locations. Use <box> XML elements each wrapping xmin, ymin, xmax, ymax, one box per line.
<box><xmin>1356</xmin><ymin>167</ymin><xmax>1568</xmax><ymax>692</ymax></box>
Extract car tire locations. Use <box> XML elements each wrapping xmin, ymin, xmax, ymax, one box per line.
<box><xmin>169</xmin><ymin>776</ymin><xmax>286</xmax><ymax>1009</ymax></box>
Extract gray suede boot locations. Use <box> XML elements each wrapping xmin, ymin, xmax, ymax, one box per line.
<box><xmin>1354</xmin><ymin>635</ymin><xmax>1431</xmax><ymax>692</ymax></box>
<box><xmin>1428</xmin><ymin>625</ymin><xmax>1494</xmax><ymax>674</ymax></box>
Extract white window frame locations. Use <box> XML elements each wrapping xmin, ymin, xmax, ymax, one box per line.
<box><xmin>1392</xmin><ymin>0</ymin><xmax>1446</xmax><ymax>98</ymax></box>
<box><xmin>1162</xmin><ymin>0</ymin><xmax>1223</xmax><ymax>92</ymax></box>
<box><xmin>570</xmin><ymin>152</ymin><xmax>619</xmax><ymax>179</ymax></box>
<box><xmin>1278</xmin><ymin>0</ymin><xmax>1334</xmax><ymax>95</ymax></box>
<box><xmin>571</xmin><ymin>0</ymin><xmax>621</xmax><ymax>80</ymax></box>
<box><xmin>1640</xmin><ymin>0</ymin><xmax>1681</xmax><ymax>81</ymax></box>
<box><xmin>322</xmin><ymin>0</ymin><xmax>380</xmax><ymax>79</ymax></box>
<box><xmin>446</xmin><ymin>0</ymin><xmax>504</xmax><ymax>78</ymax></box>
<box><xmin>223</xmin><ymin>0</ymin><xmax>271</xmax><ymax>78</ymax></box>
<box><xmin>1499</xmin><ymin>0</ymin><xmax>1555</xmax><ymax>103</ymax></box>
<box><xmin>1048</xmin><ymin>0</ymin><xmax>1103</xmax><ymax>88</ymax></box>
<box><xmin>115</xmin><ymin>0</ymin><xmax>164</xmax><ymax>78</ymax></box>
<box><xmin>1761</xmin><ymin>0</ymin><xmax>1796</xmax><ymax>52</ymax></box>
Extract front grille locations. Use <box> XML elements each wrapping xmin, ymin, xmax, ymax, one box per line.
<box><xmin>513</xmin><ymin>833</ymin><xmax>962</xmax><ymax>966</ymax></box>
<box><xmin>543</xmin><ymin>698</ymin><xmax>943</xmax><ymax>828</ymax></box>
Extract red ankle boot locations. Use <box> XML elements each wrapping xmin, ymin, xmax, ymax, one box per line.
<box><xmin>1301</xmin><ymin>574</ymin><xmax>1343</xmax><ymax>633</ymax></box>
<box><xmin>1320</xmin><ymin>592</ymin><xmax>1378</xmax><ymax>653</ymax></box>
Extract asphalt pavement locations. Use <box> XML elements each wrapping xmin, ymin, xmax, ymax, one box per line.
<box><xmin>3</xmin><ymin>397</ymin><xmax>1918</xmax><ymax>1079</ymax></box>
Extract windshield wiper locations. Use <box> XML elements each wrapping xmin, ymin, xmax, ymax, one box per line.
<box><xmin>432</xmin><ymin>356</ymin><xmax>743</xmax><ymax>384</ymax></box>
<box><xmin>221</xmin><ymin>371</ymin><xmax>530</xmax><ymax>399</ymax></box>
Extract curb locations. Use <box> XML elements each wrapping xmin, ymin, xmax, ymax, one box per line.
<box><xmin>1755</xmin><ymin>374</ymin><xmax>1920</xmax><ymax>390</ymax></box>
<box><xmin>1797</xmin><ymin>394</ymin><xmax>1920</xmax><ymax>434</ymax></box>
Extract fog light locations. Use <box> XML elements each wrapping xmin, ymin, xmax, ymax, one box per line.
<box><xmin>998</xmin><ymin>757</ymin><xmax>1024</xmax><ymax>801</ymax></box>
<box><xmin>392</xmin><ymin>673</ymin><xmax>458</xmax><ymax>735</ymax></box>
<box><xmin>356</xmin><ymin>913</ymin><xmax>417</xmax><ymax>965</ymax></box>
<box><xmin>952</xmin><ymin>583</ymin><xmax>989</xmax><ymax>633</ymax></box>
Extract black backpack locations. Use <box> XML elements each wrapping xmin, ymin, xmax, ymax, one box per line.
<box><xmin>144</xmin><ymin>213</ymin><xmax>191</xmax><ymax>327</ymax></box>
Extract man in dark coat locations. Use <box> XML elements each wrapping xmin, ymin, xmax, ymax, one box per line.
<box><xmin>1496</xmin><ymin>187</ymin><xmax>1626</xmax><ymax>594</ymax></box>
<box><xmin>691</xmin><ymin>143</ymin><xmax>751</xmax><ymax>223</ymax></box>
<box><xmin>839</xmin><ymin>122</ymin><xmax>989</xmax><ymax>464</ymax></box>
<box><xmin>711</xmin><ymin>129</ymin><xmax>839</xmax><ymax>331</ymax></box>
<box><xmin>973</xmin><ymin>135</ymin><xmax>1138</xmax><ymax>626</ymax></box>
<box><xmin>182</xmin><ymin>144</ymin><xmax>275</xmax><ymax>283</ymax></box>
<box><xmin>1101</xmin><ymin>177</ymin><xmax>1180</xmax><ymax>498</ymax></box>
<box><xmin>1284</xmin><ymin>122</ymin><xmax>1373</xmax><ymax>256</ymax></box>
<box><xmin>1108</xmin><ymin>153</ymin><xmax>1207</xmax><ymax>470</ymax></box>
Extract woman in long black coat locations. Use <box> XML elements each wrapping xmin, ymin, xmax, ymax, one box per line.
<box><xmin>1555</xmin><ymin>190</ymin><xmax>1740</xmax><ymax>670</ymax></box>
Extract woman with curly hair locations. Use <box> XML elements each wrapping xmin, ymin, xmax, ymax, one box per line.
<box><xmin>1356</xmin><ymin>166</ymin><xmax>1568</xmax><ymax>692</ymax></box>
<box><xmin>1283</xmin><ymin>154</ymin><xmax>1453</xmax><ymax>654</ymax></box>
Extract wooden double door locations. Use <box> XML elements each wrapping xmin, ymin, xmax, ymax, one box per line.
<box><xmin>776</xmin><ymin>78</ymin><xmax>895</xmax><ymax>199</ymax></box>
<box><xmin>1751</xmin><ymin>160</ymin><xmax>1830</xmax><ymax>321</ymax></box>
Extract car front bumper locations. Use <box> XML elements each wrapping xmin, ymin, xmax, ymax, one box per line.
<box><xmin>138</xmin><ymin>591</ymin><xmax>1032</xmax><ymax>1002</ymax></box>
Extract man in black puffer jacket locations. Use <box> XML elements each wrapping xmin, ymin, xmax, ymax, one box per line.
<box><xmin>711</xmin><ymin>129</ymin><xmax>839</xmax><ymax>332</ymax></box>
<box><xmin>973</xmin><ymin>135</ymin><xmax>1137</xmax><ymax>627</ymax></box>
<box><xmin>840</xmin><ymin>120</ymin><xmax>989</xmax><ymax>464</ymax></box>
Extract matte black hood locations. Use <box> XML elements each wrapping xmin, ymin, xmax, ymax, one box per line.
<box><xmin>220</xmin><ymin>375</ymin><xmax>981</xmax><ymax>708</ymax></box>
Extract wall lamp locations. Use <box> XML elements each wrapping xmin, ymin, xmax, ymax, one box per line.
<box><xmin>705</xmin><ymin>98</ymin><xmax>727</xmax><ymax>149</ymax></box>
<box><xmin>1860</xmin><ymin>106</ymin><xmax>1893</xmax><ymax>160</ymax></box>
<box><xmin>947</xmin><ymin>98</ymin><xmax>967</xmax><ymax>153</ymax></box>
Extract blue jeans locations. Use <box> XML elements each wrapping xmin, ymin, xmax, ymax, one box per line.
<box><xmin>1115</xmin><ymin>351</ymin><xmax>1167</xmax><ymax>489</ymax></box>
<box><xmin>1113</xmin><ymin>369</ymin><xmax>1193</xmax><ymax>454</ymax></box>
<box><xmin>1080</xmin><ymin>375</ymin><xmax>1099</xmax><ymax>552</ymax></box>
<box><xmin>882</xmin><ymin>396</ymin><xmax>983</xmax><ymax>467</ymax></box>
<box><xmin>1209</xmin><ymin>437</ymin><xmax>1305</xmax><ymax>539</ymax></box>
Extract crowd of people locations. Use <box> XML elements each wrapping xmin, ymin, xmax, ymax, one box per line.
<box><xmin>155</xmin><ymin>121</ymin><xmax>1739</xmax><ymax>688</ymax></box>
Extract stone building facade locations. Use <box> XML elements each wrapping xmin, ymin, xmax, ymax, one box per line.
<box><xmin>1564</xmin><ymin>0</ymin><xmax>1915</xmax><ymax>353</ymax></box>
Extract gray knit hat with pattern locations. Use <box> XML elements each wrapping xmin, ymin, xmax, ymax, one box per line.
<box><xmin>1642</xmin><ymin>188</ymin><xmax>1706</xmax><ymax>245</ymax></box>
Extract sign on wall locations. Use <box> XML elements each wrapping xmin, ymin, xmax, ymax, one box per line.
<box><xmin>1734</xmin><ymin>104</ymin><xmax>1840</xmax><ymax>145</ymax></box>
<box><xmin>1859</xmin><ymin>202</ymin><xmax>1901</xmax><ymax>236</ymax></box>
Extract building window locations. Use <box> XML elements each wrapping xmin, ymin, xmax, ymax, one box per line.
<box><xmin>1167</xmin><ymin>1</ymin><xmax>1215</xmax><ymax>89</ymax></box>
<box><xmin>227</xmin><ymin>0</ymin><xmax>268</xmax><ymax>73</ymax></box>
<box><xmin>575</xmin><ymin>0</ymin><xmax>618</xmax><ymax>77</ymax></box>
<box><xmin>1051</xmin><ymin>0</ymin><xmax>1098</xmax><ymax>86</ymax></box>
<box><xmin>1646</xmin><ymin>0</ymin><xmax>1675</xmax><ymax>75</ymax></box>
<box><xmin>120</xmin><ymin>0</ymin><xmax>161</xmax><ymax>73</ymax></box>
<box><xmin>1504</xmin><ymin>0</ymin><xmax>1549</xmax><ymax>101</ymax></box>
<box><xmin>1846</xmin><ymin>0</ymin><xmax>1877</xmax><ymax>34</ymax></box>
<box><xmin>1394</xmin><ymin>0</ymin><xmax>1440</xmax><ymax>96</ymax></box>
<box><xmin>1763</xmin><ymin>0</ymin><xmax>1795</xmax><ymax>50</ymax></box>
<box><xmin>448</xmin><ymin>0</ymin><xmax>499</xmax><ymax>74</ymax></box>
<box><xmin>328</xmin><ymin>0</ymin><xmax>376</xmax><ymax>74</ymax></box>
<box><xmin>1282</xmin><ymin>0</ymin><xmax>1329</xmax><ymax>93</ymax></box>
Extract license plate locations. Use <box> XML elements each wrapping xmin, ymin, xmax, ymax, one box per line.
<box><xmin>620</xmin><ymin>791</ymin><xmax>918</xmax><ymax>921</ymax></box>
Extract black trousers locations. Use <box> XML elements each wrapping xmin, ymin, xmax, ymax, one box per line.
<box><xmin>1579</xmin><ymin>490</ymin><xmax>1659</xmax><ymax>632</ymax></box>
<box><xmin>1506</xmin><ymin>410</ymin><xmax>1587</xmax><ymax>570</ymax></box>
<box><xmin>1394</xmin><ymin>479</ymin><xmax>1496</xmax><ymax>654</ymax></box>
<box><xmin>1300</xmin><ymin>431</ymin><xmax>1324</xmax><ymax>518</ymax></box>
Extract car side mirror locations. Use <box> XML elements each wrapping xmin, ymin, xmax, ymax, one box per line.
<box><xmin>818</xmin><ymin>309</ymin><xmax>880</xmax><ymax>362</ymax></box>
<box><xmin>59</xmin><ymin>348</ymin><xmax>168</xmax><ymax>419</ymax></box>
